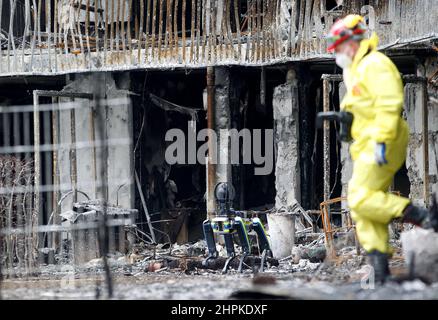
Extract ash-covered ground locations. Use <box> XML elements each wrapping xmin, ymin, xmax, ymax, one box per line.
<box><xmin>2</xmin><ymin>234</ymin><xmax>438</xmax><ymax>300</ymax></box>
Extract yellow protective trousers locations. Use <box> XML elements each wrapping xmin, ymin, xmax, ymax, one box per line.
<box><xmin>341</xmin><ymin>33</ymin><xmax>412</xmax><ymax>254</ymax></box>
<box><xmin>347</xmin><ymin>120</ymin><xmax>410</xmax><ymax>254</ymax></box>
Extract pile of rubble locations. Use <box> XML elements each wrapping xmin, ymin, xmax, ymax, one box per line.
<box><xmin>3</xmin><ymin>225</ymin><xmax>438</xmax><ymax>300</ymax></box>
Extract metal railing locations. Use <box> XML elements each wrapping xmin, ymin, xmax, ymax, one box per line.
<box><xmin>1</xmin><ymin>0</ymin><xmax>436</xmax><ymax>75</ymax></box>
<box><xmin>0</xmin><ymin>0</ymin><xmax>338</xmax><ymax>75</ymax></box>
<box><xmin>0</xmin><ymin>94</ymin><xmax>135</xmax><ymax>299</ymax></box>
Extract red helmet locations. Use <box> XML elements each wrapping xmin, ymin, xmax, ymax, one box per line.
<box><xmin>327</xmin><ymin>15</ymin><xmax>367</xmax><ymax>52</ymax></box>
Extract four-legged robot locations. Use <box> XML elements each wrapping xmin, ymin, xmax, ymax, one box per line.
<box><xmin>202</xmin><ymin>182</ymin><xmax>272</xmax><ymax>274</ymax></box>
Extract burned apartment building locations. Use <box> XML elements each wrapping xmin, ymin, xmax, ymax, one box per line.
<box><xmin>0</xmin><ymin>0</ymin><xmax>438</xmax><ymax>298</ymax></box>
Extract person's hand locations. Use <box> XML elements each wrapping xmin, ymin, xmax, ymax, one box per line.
<box><xmin>375</xmin><ymin>142</ymin><xmax>388</xmax><ymax>166</ymax></box>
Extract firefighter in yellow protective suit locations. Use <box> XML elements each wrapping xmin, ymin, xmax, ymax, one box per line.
<box><xmin>326</xmin><ymin>15</ymin><xmax>438</xmax><ymax>283</ymax></box>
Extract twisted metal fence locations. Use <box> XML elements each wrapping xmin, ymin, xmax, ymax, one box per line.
<box><xmin>0</xmin><ymin>94</ymin><xmax>136</xmax><ymax>299</ymax></box>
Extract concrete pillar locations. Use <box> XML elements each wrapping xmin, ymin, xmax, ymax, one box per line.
<box><xmin>270</xmin><ymin>69</ymin><xmax>300</xmax><ymax>258</ymax></box>
<box><xmin>405</xmin><ymin>80</ymin><xmax>426</xmax><ymax>206</ymax></box>
<box><xmin>401</xmin><ymin>228</ymin><xmax>438</xmax><ymax>283</ymax></box>
<box><xmin>401</xmin><ymin>60</ymin><xmax>438</xmax><ymax>281</ymax></box>
<box><xmin>214</xmin><ymin>67</ymin><xmax>232</xmax><ymax>185</ymax></box>
<box><xmin>425</xmin><ymin>57</ymin><xmax>438</xmax><ymax>199</ymax></box>
<box><xmin>273</xmin><ymin>68</ymin><xmax>301</xmax><ymax>209</ymax></box>
<box><xmin>205</xmin><ymin>67</ymin><xmax>231</xmax><ymax>219</ymax></box>
<box><xmin>404</xmin><ymin>59</ymin><xmax>438</xmax><ymax>206</ymax></box>
<box><xmin>59</xmin><ymin>73</ymin><xmax>134</xmax><ymax>213</ymax></box>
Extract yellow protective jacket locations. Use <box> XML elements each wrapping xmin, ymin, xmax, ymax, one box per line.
<box><xmin>340</xmin><ymin>32</ymin><xmax>409</xmax><ymax>163</ymax></box>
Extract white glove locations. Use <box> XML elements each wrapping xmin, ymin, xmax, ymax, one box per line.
<box><xmin>375</xmin><ymin>142</ymin><xmax>388</xmax><ymax>166</ymax></box>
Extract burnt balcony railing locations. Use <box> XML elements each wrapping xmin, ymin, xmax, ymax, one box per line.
<box><xmin>0</xmin><ymin>0</ymin><xmax>436</xmax><ymax>75</ymax></box>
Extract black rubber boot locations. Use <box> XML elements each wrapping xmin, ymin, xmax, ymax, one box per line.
<box><xmin>367</xmin><ymin>250</ymin><xmax>390</xmax><ymax>285</ymax></box>
<box><xmin>402</xmin><ymin>194</ymin><xmax>438</xmax><ymax>231</ymax></box>
<box><xmin>402</xmin><ymin>205</ymin><xmax>429</xmax><ymax>226</ymax></box>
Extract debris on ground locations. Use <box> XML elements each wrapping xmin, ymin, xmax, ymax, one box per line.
<box><xmin>2</xmin><ymin>223</ymin><xmax>438</xmax><ymax>300</ymax></box>
<box><xmin>401</xmin><ymin>228</ymin><xmax>438</xmax><ymax>283</ymax></box>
